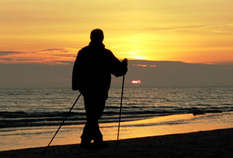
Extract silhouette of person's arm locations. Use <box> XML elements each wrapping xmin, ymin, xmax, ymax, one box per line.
<box><xmin>72</xmin><ymin>51</ymin><xmax>84</xmax><ymax>91</ymax></box>
<box><xmin>72</xmin><ymin>56</ymin><xmax>79</xmax><ymax>91</ymax></box>
<box><xmin>108</xmin><ymin>51</ymin><xmax>128</xmax><ymax>77</ymax></box>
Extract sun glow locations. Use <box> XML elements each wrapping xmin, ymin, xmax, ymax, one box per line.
<box><xmin>127</xmin><ymin>52</ymin><xmax>148</xmax><ymax>60</ymax></box>
<box><xmin>1</xmin><ymin>0</ymin><xmax>233</xmax><ymax>64</ymax></box>
<box><xmin>131</xmin><ymin>80</ymin><xmax>142</xmax><ymax>85</ymax></box>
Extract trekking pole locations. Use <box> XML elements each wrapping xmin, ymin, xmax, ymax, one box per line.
<box><xmin>116</xmin><ymin>75</ymin><xmax>125</xmax><ymax>147</ymax></box>
<box><xmin>47</xmin><ymin>93</ymin><xmax>82</xmax><ymax>147</ymax></box>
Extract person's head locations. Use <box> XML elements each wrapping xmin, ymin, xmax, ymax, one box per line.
<box><xmin>90</xmin><ymin>29</ymin><xmax>104</xmax><ymax>43</ymax></box>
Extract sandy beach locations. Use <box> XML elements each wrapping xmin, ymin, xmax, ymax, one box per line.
<box><xmin>0</xmin><ymin>128</ymin><xmax>232</xmax><ymax>158</ymax></box>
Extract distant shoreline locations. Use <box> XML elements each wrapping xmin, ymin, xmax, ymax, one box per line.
<box><xmin>1</xmin><ymin>128</ymin><xmax>233</xmax><ymax>158</ymax></box>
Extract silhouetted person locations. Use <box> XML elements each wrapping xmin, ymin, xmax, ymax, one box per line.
<box><xmin>72</xmin><ymin>29</ymin><xmax>128</xmax><ymax>148</ymax></box>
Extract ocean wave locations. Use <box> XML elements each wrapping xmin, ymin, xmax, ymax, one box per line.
<box><xmin>0</xmin><ymin>111</ymin><xmax>85</xmax><ymax>118</ymax></box>
<box><xmin>1</xmin><ymin>107</ymin><xmax>232</xmax><ymax>128</ymax></box>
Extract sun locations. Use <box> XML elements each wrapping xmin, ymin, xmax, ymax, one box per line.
<box><xmin>127</xmin><ymin>52</ymin><xmax>147</xmax><ymax>60</ymax></box>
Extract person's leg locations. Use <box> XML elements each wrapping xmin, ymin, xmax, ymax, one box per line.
<box><xmin>81</xmin><ymin>94</ymin><xmax>106</xmax><ymax>144</ymax></box>
<box><xmin>80</xmin><ymin>95</ymin><xmax>94</xmax><ymax>146</ymax></box>
<box><xmin>92</xmin><ymin>98</ymin><xmax>105</xmax><ymax>144</ymax></box>
<box><xmin>80</xmin><ymin>122</ymin><xmax>92</xmax><ymax>146</ymax></box>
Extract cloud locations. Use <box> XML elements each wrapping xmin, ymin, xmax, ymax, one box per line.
<box><xmin>0</xmin><ymin>51</ymin><xmax>21</xmax><ymax>56</ymax></box>
<box><xmin>53</xmin><ymin>54</ymin><xmax>76</xmax><ymax>57</ymax></box>
<box><xmin>110</xmin><ymin>25</ymin><xmax>207</xmax><ymax>34</ymax></box>
<box><xmin>207</xmin><ymin>24</ymin><xmax>233</xmax><ymax>34</ymax></box>
<box><xmin>34</xmin><ymin>48</ymin><xmax>77</xmax><ymax>58</ymax></box>
<box><xmin>1</xmin><ymin>60</ymin><xmax>233</xmax><ymax>88</ymax></box>
<box><xmin>146</xmin><ymin>25</ymin><xmax>206</xmax><ymax>31</ymax></box>
<box><xmin>0</xmin><ymin>57</ymin><xmax>14</xmax><ymax>61</ymax></box>
<box><xmin>0</xmin><ymin>48</ymin><xmax>77</xmax><ymax>64</ymax></box>
<box><xmin>37</xmin><ymin>48</ymin><xmax>70</xmax><ymax>53</ymax></box>
<box><xmin>54</xmin><ymin>60</ymin><xmax>74</xmax><ymax>65</ymax></box>
<box><xmin>131</xmin><ymin>63</ymin><xmax>157</xmax><ymax>68</ymax></box>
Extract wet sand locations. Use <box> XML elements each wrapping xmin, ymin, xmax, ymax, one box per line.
<box><xmin>1</xmin><ymin>113</ymin><xmax>233</xmax><ymax>152</ymax></box>
<box><xmin>0</xmin><ymin>128</ymin><xmax>233</xmax><ymax>158</ymax></box>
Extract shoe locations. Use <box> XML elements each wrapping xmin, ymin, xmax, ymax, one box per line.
<box><xmin>80</xmin><ymin>138</ymin><xmax>92</xmax><ymax>148</ymax></box>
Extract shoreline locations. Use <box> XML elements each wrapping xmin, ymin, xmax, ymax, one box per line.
<box><xmin>1</xmin><ymin>112</ymin><xmax>233</xmax><ymax>151</ymax></box>
<box><xmin>0</xmin><ymin>128</ymin><xmax>233</xmax><ymax>158</ymax></box>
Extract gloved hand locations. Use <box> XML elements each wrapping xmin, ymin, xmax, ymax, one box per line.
<box><xmin>122</xmin><ymin>58</ymin><xmax>128</xmax><ymax>65</ymax></box>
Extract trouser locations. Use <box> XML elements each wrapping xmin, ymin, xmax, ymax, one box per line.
<box><xmin>81</xmin><ymin>94</ymin><xmax>106</xmax><ymax>143</ymax></box>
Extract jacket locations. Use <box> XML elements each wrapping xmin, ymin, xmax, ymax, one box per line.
<box><xmin>72</xmin><ymin>42</ymin><xmax>127</xmax><ymax>99</ymax></box>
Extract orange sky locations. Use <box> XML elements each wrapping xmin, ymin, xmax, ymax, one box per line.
<box><xmin>0</xmin><ymin>0</ymin><xmax>233</xmax><ymax>64</ymax></box>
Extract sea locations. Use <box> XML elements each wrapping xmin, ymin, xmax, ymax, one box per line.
<box><xmin>1</xmin><ymin>87</ymin><xmax>233</xmax><ymax>150</ymax></box>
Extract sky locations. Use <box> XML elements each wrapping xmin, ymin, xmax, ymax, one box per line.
<box><xmin>1</xmin><ymin>0</ymin><xmax>233</xmax><ymax>64</ymax></box>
